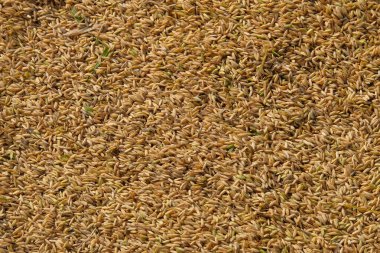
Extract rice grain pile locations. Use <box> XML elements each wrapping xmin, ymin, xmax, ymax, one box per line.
<box><xmin>1</xmin><ymin>0</ymin><xmax>379</xmax><ymax>252</ymax></box>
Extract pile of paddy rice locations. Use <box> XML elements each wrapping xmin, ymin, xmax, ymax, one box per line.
<box><xmin>0</xmin><ymin>0</ymin><xmax>379</xmax><ymax>252</ymax></box>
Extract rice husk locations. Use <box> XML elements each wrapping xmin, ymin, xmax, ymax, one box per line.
<box><xmin>0</xmin><ymin>0</ymin><xmax>379</xmax><ymax>252</ymax></box>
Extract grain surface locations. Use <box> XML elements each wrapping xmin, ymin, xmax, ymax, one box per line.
<box><xmin>1</xmin><ymin>0</ymin><xmax>379</xmax><ymax>252</ymax></box>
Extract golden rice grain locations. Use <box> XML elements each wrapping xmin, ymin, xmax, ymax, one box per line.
<box><xmin>0</xmin><ymin>0</ymin><xmax>380</xmax><ymax>252</ymax></box>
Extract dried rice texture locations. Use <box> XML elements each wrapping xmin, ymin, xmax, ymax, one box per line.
<box><xmin>0</xmin><ymin>0</ymin><xmax>379</xmax><ymax>252</ymax></box>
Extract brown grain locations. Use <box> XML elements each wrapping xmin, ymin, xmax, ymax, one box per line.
<box><xmin>1</xmin><ymin>0</ymin><xmax>379</xmax><ymax>252</ymax></box>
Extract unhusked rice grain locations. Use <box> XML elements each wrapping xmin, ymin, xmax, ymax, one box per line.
<box><xmin>0</xmin><ymin>0</ymin><xmax>379</xmax><ymax>252</ymax></box>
